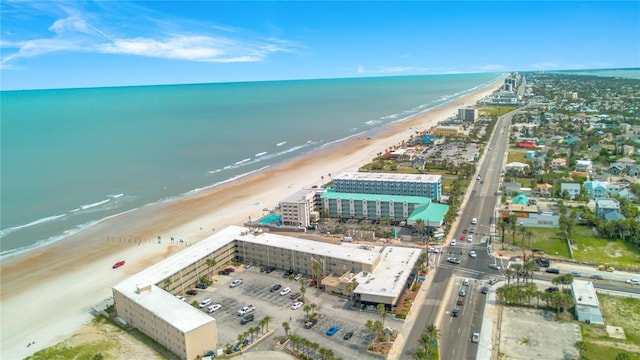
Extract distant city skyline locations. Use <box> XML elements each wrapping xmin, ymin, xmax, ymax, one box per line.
<box><xmin>1</xmin><ymin>1</ymin><xmax>639</xmax><ymax>90</ymax></box>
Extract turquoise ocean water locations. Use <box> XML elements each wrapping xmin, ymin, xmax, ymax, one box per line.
<box><xmin>1</xmin><ymin>73</ymin><xmax>503</xmax><ymax>258</ymax></box>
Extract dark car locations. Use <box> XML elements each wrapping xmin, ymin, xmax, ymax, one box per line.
<box><xmin>260</xmin><ymin>266</ymin><xmax>268</xmax><ymax>273</ymax></box>
<box><xmin>343</xmin><ymin>331</ymin><xmax>354</xmax><ymax>340</ymax></box>
<box><xmin>240</xmin><ymin>314</ymin><xmax>254</xmax><ymax>325</ymax></box>
<box><xmin>545</xmin><ymin>268</ymin><xmax>560</xmax><ymax>274</ymax></box>
<box><xmin>234</xmin><ymin>338</ymin><xmax>249</xmax><ymax>351</ymax></box>
<box><xmin>196</xmin><ymin>283</ymin><xmax>208</xmax><ymax>289</ymax></box>
<box><xmin>270</xmin><ymin>284</ymin><xmax>282</xmax><ymax>292</ymax></box>
<box><xmin>218</xmin><ymin>270</ymin><xmax>231</xmax><ymax>276</ymax></box>
<box><xmin>457</xmin><ymin>298</ymin><xmax>465</xmax><ymax>306</ymax></box>
<box><xmin>451</xmin><ymin>308</ymin><xmax>460</xmax><ymax>317</ymax></box>
<box><xmin>481</xmin><ymin>286</ymin><xmax>489</xmax><ymax>294</ymax></box>
<box><xmin>591</xmin><ymin>274</ymin><xmax>604</xmax><ymax>280</ymax></box>
<box><xmin>186</xmin><ymin>289</ymin><xmax>198</xmax><ymax>296</ymax></box>
<box><xmin>289</xmin><ymin>292</ymin><xmax>301</xmax><ymax>299</ymax></box>
<box><xmin>304</xmin><ymin>318</ymin><xmax>318</xmax><ymax>329</ymax></box>
<box><xmin>266</xmin><ymin>266</ymin><xmax>275</xmax><ymax>273</ymax></box>
<box><xmin>545</xmin><ymin>287</ymin><xmax>559</xmax><ymax>293</ymax></box>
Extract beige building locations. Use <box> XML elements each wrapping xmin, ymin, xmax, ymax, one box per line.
<box><xmin>433</xmin><ymin>125</ymin><xmax>461</xmax><ymax>137</ymax></box>
<box><xmin>279</xmin><ymin>188</ymin><xmax>323</xmax><ymax>227</ymax></box>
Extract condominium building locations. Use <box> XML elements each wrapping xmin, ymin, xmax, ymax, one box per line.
<box><xmin>332</xmin><ymin>172</ymin><xmax>442</xmax><ymax>200</ymax></box>
<box><xmin>113</xmin><ymin>226</ymin><xmax>419</xmax><ymax>359</ymax></box>
<box><xmin>321</xmin><ymin>190</ymin><xmax>431</xmax><ymax>221</ymax></box>
<box><xmin>279</xmin><ymin>188</ymin><xmax>324</xmax><ymax>227</ymax></box>
<box><xmin>458</xmin><ymin>107</ymin><xmax>478</xmax><ymax>122</ymax></box>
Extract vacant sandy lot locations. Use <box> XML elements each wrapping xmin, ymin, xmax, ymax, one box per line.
<box><xmin>499</xmin><ymin>308</ymin><xmax>580</xmax><ymax>360</ymax></box>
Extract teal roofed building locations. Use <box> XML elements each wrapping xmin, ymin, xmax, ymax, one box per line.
<box><xmin>320</xmin><ymin>190</ymin><xmax>447</xmax><ymax>223</ymax></box>
<box><xmin>407</xmin><ymin>202</ymin><xmax>449</xmax><ymax>231</ymax></box>
<box><xmin>512</xmin><ymin>192</ymin><xmax>529</xmax><ymax>205</ymax></box>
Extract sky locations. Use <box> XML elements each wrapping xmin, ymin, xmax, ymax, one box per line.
<box><xmin>1</xmin><ymin>1</ymin><xmax>639</xmax><ymax>90</ymax></box>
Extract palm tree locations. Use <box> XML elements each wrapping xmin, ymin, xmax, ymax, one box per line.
<box><xmin>374</xmin><ymin>320</ymin><xmax>383</xmax><ymax>338</ymax></box>
<box><xmin>525</xmin><ymin>230</ymin><xmax>534</xmax><ymax>249</ymax></box>
<box><xmin>321</xmin><ymin>175</ymin><xmax>324</xmax><ymax>185</ymax></box>
<box><xmin>303</xmin><ymin>304</ymin><xmax>312</xmax><ymax>317</ymax></box>
<box><xmin>509</xmin><ymin>214</ymin><xmax>517</xmax><ymax>244</ymax></box>
<box><xmin>263</xmin><ymin>315</ymin><xmax>272</xmax><ymax>331</ymax></box>
<box><xmin>519</xmin><ymin>224</ymin><xmax>526</xmax><ymax>247</ymax></box>
<box><xmin>206</xmin><ymin>258</ymin><xmax>217</xmax><ymax>281</ymax></box>
<box><xmin>318</xmin><ymin>347</ymin><xmax>327</xmax><ymax>360</ymax></box>
<box><xmin>312</xmin><ymin>260</ymin><xmax>322</xmax><ymax>286</ymax></box>
<box><xmin>418</xmin><ymin>332</ymin><xmax>431</xmax><ymax>353</ymax></box>
<box><xmin>377</xmin><ymin>303</ymin><xmax>387</xmax><ymax>328</ymax></box>
<box><xmin>310</xmin><ymin>303</ymin><xmax>317</xmax><ymax>315</ymax></box>
<box><xmin>365</xmin><ymin>319</ymin><xmax>375</xmax><ymax>339</ymax></box>
<box><xmin>290</xmin><ymin>334</ymin><xmax>300</xmax><ymax>354</ymax></box>
<box><xmin>415</xmin><ymin>219</ymin><xmax>426</xmax><ymax>246</ymax></box>
<box><xmin>282</xmin><ymin>321</ymin><xmax>290</xmax><ymax>338</ymax></box>
<box><xmin>504</xmin><ymin>268</ymin><xmax>515</xmax><ymax>286</ymax></box>
<box><xmin>259</xmin><ymin>317</ymin><xmax>267</xmax><ymax>335</ymax></box>
<box><xmin>300</xmin><ymin>279</ymin><xmax>307</xmax><ymax>302</ymax></box>
<box><xmin>498</xmin><ymin>220</ymin><xmax>507</xmax><ymax>250</ymax></box>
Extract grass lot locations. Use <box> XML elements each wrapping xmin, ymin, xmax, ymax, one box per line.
<box><xmin>506</xmin><ymin>226</ymin><xmax>571</xmax><ymax>258</ymax></box>
<box><xmin>478</xmin><ymin>106</ymin><xmax>518</xmax><ymax>117</ymax></box>
<box><xmin>572</xmin><ymin>232</ymin><xmax>640</xmax><ymax>270</ymax></box>
<box><xmin>507</xmin><ymin>148</ymin><xmax>530</xmax><ymax>164</ymax></box>
<box><xmin>579</xmin><ymin>294</ymin><xmax>640</xmax><ymax>360</ymax></box>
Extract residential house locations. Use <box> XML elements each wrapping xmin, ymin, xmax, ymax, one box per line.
<box><xmin>550</xmin><ymin>158</ymin><xmax>567</xmax><ymax>170</ymax></box>
<box><xmin>504</xmin><ymin>162</ymin><xmax>530</xmax><ymax>173</ymax></box>
<box><xmin>606</xmin><ymin>163</ymin><xmax>625</xmax><ymax>176</ymax></box>
<box><xmin>560</xmin><ymin>183</ymin><xmax>581</xmax><ymax>200</ymax></box>
<box><xmin>575</xmin><ymin>159</ymin><xmax>593</xmax><ymax>173</ymax></box>
<box><xmin>584</xmin><ymin>180</ymin><xmax>608</xmax><ymax>200</ymax></box>
<box><xmin>503</xmin><ymin>182</ymin><xmax>522</xmax><ymax>197</ymax></box>
<box><xmin>595</xmin><ymin>198</ymin><xmax>620</xmax><ymax>220</ymax></box>
<box><xmin>534</xmin><ymin>183</ymin><xmax>554</xmax><ymax>198</ymax></box>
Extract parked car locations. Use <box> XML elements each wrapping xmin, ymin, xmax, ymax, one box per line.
<box><xmin>294</xmin><ymin>273</ymin><xmax>304</xmax><ymax>281</ymax></box>
<box><xmin>112</xmin><ymin>260</ymin><xmax>125</xmax><ymax>269</ymax></box>
<box><xmin>291</xmin><ymin>301</ymin><xmax>303</xmax><ymax>310</ymax></box>
<box><xmin>459</xmin><ymin>288</ymin><xmax>467</xmax><ymax>297</ymax></box>
<box><xmin>343</xmin><ymin>331</ymin><xmax>354</xmax><ymax>340</ymax></box>
<box><xmin>545</xmin><ymin>287</ymin><xmax>559</xmax><ymax>293</ymax></box>
<box><xmin>283</xmin><ymin>269</ymin><xmax>294</xmax><ymax>278</ymax></box>
<box><xmin>460</xmin><ymin>234</ymin><xmax>466</xmax><ymax>241</ymax></box>
<box><xmin>468</xmin><ymin>250</ymin><xmax>477</xmax><ymax>258</ymax></box>
<box><xmin>488</xmin><ymin>278</ymin><xmax>498</xmax><ymax>285</ymax></box>
<box><xmin>570</xmin><ymin>271</ymin><xmax>582</xmax><ymax>277</ymax></box>
<box><xmin>304</xmin><ymin>318</ymin><xmax>318</xmax><ymax>329</ymax></box>
<box><xmin>233</xmin><ymin>338</ymin><xmax>249</xmax><ymax>351</ymax></box>
<box><xmin>289</xmin><ymin>292</ymin><xmax>301</xmax><ymax>299</ymax></box>
<box><xmin>186</xmin><ymin>289</ymin><xmax>198</xmax><ymax>296</ymax></box>
<box><xmin>451</xmin><ymin>308</ymin><xmax>460</xmax><ymax>317</ymax></box>
<box><xmin>467</xmin><ymin>234</ymin><xmax>473</xmax><ymax>242</ymax></box>
<box><xmin>462</xmin><ymin>228</ymin><xmax>468</xmax><ymax>234</ymax></box>
<box><xmin>326</xmin><ymin>325</ymin><xmax>339</xmax><ymax>336</ymax></box>
<box><xmin>230</xmin><ymin>279</ymin><xmax>243</xmax><ymax>288</ymax></box>
<box><xmin>270</xmin><ymin>284</ymin><xmax>282</xmax><ymax>292</ymax></box>
<box><xmin>237</xmin><ymin>305</ymin><xmax>256</xmax><ymax>316</ymax></box>
<box><xmin>224</xmin><ymin>267</ymin><xmax>235</xmax><ymax>273</ymax></box>
<box><xmin>207</xmin><ymin>303</ymin><xmax>222</xmax><ymax>313</ymax></box>
<box><xmin>175</xmin><ymin>295</ymin><xmax>186</xmax><ymax>301</ymax></box>
<box><xmin>309</xmin><ymin>279</ymin><xmax>318</xmax><ymax>287</ymax></box>
<box><xmin>240</xmin><ymin>314</ymin><xmax>254</xmax><ymax>325</ymax></box>
<box><xmin>462</xmin><ymin>278</ymin><xmax>469</xmax><ymax>286</ymax></box>
<box><xmin>451</xmin><ymin>239</ymin><xmax>457</xmax><ymax>246</ymax></box>
<box><xmin>218</xmin><ymin>270</ymin><xmax>231</xmax><ymax>276</ymax></box>
<box><xmin>481</xmin><ymin>286</ymin><xmax>489</xmax><ymax>294</ymax></box>
<box><xmin>428</xmin><ymin>247</ymin><xmax>439</xmax><ymax>253</ymax></box>
<box><xmin>265</xmin><ymin>266</ymin><xmax>275</xmax><ymax>273</ymax></box>
<box><xmin>457</xmin><ymin>298</ymin><xmax>465</xmax><ymax>306</ymax></box>
<box><xmin>280</xmin><ymin>287</ymin><xmax>291</xmax><ymax>296</ymax></box>
<box><xmin>196</xmin><ymin>282</ymin><xmax>208</xmax><ymax>289</ymax></box>
<box><xmin>245</xmin><ymin>262</ymin><xmax>253</xmax><ymax>269</ymax></box>
<box><xmin>471</xmin><ymin>218</ymin><xmax>477</xmax><ymax>225</ymax></box>
<box><xmin>626</xmin><ymin>278</ymin><xmax>640</xmax><ymax>285</ymax></box>
<box><xmin>469</xmin><ymin>227</ymin><xmax>476</xmax><ymax>234</ymax></box>
<box><xmin>472</xmin><ymin>332</ymin><xmax>480</xmax><ymax>343</ymax></box>
<box><xmin>199</xmin><ymin>298</ymin><xmax>212</xmax><ymax>308</ymax></box>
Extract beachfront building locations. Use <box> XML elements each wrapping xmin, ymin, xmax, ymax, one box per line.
<box><xmin>432</xmin><ymin>125</ymin><xmax>462</xmax><ymax>137</ymax></box>
<box><xmin>320</xmin><ymin>191</ymin><xmax>431</xmax><ymax>221</ymax></box>
<box><xmin>332</xmin><ymin>172</ymin><xmax>442</xmax><ymax>200</ymax></box>
<box><xmin>279</xmin><ymin>188</ymin><xmax>324</xmax><ymax>227</ymax></box>
<box><xmin>113</xmin><ymin>226</ymin><xmax>420</xmax><ymax>359</ymax></box>
<box><xmin>458</xmin><ymin>107</ymin><xmax>478</xmax><ymax>122</ymax></box>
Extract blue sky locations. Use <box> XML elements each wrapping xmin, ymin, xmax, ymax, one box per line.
<box><xmin>1</xmin><ymin>1</ymin><xmax>639</xmax><ymax>90</ymax></box>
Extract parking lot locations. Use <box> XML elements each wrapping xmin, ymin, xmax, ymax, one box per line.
<box><xmin>184</xmin><ymin>266</ymin><xmax>385</xmax><ymax>358</ymax></box>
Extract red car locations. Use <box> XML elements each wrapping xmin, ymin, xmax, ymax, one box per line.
<box><xmin>112</xmin><ymin>260</ymin><xmax>125</xmax><ymax>269</ymax></box>
<box><xmin>224</xmin><ymin>267</ymin><xmax>235</xmax><ymax>273</ymax></box>
<box><xmin>460</xmin><ymin>234</ymin><xmax>466</xmax><ymax>241</ymax></box>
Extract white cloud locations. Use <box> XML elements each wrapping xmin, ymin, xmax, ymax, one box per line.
<box><xmin>475</xmin><ymin>64</ymin><xmax>506</xmax><ymax>71</ymax></box>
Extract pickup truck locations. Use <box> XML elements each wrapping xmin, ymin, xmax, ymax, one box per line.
<box><xmin>236</xmin><ymin>305</ymin><xmax>256</xmax><ymax>316</ymax></box>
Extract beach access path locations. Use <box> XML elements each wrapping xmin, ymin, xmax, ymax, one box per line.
<box><xmin>0</xmin><ymin>80</ymin><xmax>504</xmax><ymax>360</ymax></box>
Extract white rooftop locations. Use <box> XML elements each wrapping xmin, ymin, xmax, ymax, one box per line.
<box><xmin>335</xmin><ymin>172</ymin><xmax>441</xmax><ymax>183</ymax></box>
<box><xmin>237</xmin><ymin>229</ymin><xmax>383</xmax><ymax>265</ymax></box>
<box><xmin>572</xmin><ymin>279</ymin><xmax>599</xmax><ymax>307</ymax></box>
<box><xmin>353</xmin><ymin>246</ymin><xmax>421</xmax><ymax>300</ymax></box>
<box><xmin>280</xmin><ymin>188</ymin><xmax>322</xmax><ymax>203</ymax></box>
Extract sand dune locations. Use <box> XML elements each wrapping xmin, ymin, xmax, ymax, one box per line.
<box><xmin>0</xmin><ymin>80</ymin><xmax>503</xmax><ymax>359</ymax></box>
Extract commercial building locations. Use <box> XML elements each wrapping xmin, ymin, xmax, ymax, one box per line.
<box><xmin>458</xmin><ymin>107</ymin><xmax>478</xmax><ymax>122</ymax></box>
<box><xmin>332</xmin><ymin>172</ymin><xmax>442</xmax><ymax>200</ymax></box>
<box><xmin>113</xmin><ymin>226</ymin><xmax>419</xmax><ymax>359</ymax></box>
<box><xmin>433</xmin><ymin>125</ymin><xmax>462</xmax><ymax>137</ymax></box>
<box><xmin>279</xmin><ymin>188</ymin><xmax>324</xmax><ymax>227</ymax></box>
<box><xmin>571</xmin><ymin>280</ymin><xmax>604</xmax><ymax>325</ymax></box>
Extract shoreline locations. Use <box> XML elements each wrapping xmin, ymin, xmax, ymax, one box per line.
<box><xmin>0</xmin><ymin>78</ymin><xmax>504</xmax><ymax>359</ymax></box>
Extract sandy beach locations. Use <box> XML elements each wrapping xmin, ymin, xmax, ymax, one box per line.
<box><xmin>0</xmin><ymin>79</ymin><xmax>503</xmax><ymax>359</ymax></box>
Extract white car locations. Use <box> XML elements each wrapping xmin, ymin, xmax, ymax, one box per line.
<box><xmin>280</xmin><ymin>287</ymin><xmax>291</xmax><ymax>296</ymax></box>
<box><xmin>463</xmin><ymin>278</ymin><xmax>470</xmax><ymax>286</ymax></box>
<box><xmin>294</xmin><ymin>274</ymin><xmax>304</xmax><ymax>281</ymax></box>
<box><xmin>469</xmin><ymin>250</ymin><xmax>477</xmax><ymax>258</ymax></box>
<box><xmin>626</xmin><ymin>278</ymin><xmax>640</xmax><ymax>285</ymax></box>
<box><xmin>467</xmin><ymin>234</ymin><xmax>473</xmax><ymax>242</ymax></box>
<box><xmin>199</xmin><ymin>298</ymin><xmax>212</xmax><ymax>308</ymax></box>
<box><xmin>230</xmin><ymin>279</ymin><xmax>243</xmax><ymax>288</ymax></box>
<box><xmin>291</xmin><ymin>301</ymin><xmax>303</xmax><ymax>310</ymax></box>
<box><xmin>472</xmin><ymin>332</ymin><xmax>480</xmax><ymax>343</ymax></box>
<box><xmin>451</xmin><ymin>239</ymin><xmax>457</xmax><ymax>246</ymax></box>
<box><xmin>207</xmin><ymin>303</ymin><xmax>222</xmax><ymax>313</ymax></box>
<box><xmin>471</xmin><ymin>218</ymin><xmax>477</xmax><ymax>225</ymax></box>
<box><xmin>428</xmin><ymin>247</ymin><xmax>440</xmax><ymax>253</ymax></box>
<box><xmin>175</xmin><ymin>295</ymin><xmax>186</xmax><ymax>301</ymax></box>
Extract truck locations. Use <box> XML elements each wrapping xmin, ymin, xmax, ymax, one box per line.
<box><xmin>236</xmin><ymin>305</ymin><xmax>256</xmax><ymax>316</ymax></box>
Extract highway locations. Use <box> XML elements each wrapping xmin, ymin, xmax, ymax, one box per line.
<box><xmin>400</xmin><ymin>106</ymin><xmax>518</xmax><ymax>359</ymax></box>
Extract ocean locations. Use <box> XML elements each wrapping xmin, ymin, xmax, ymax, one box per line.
<box><xmin>1</xmin><ymin>73</ymin><xmax>502</xmax><ymax>259</ymax></box>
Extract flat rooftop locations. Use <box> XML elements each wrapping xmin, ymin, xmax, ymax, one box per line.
<box><xmin>237</xmin><ymin>229</ymin><xmax>383</xmax><ymax>265</ymax></box>
<box><xmin>335</xmin><ymin>172</ymin><xmax>442</xmax><ymax>183</ymax></box>
<box><xmin>353</xmin><ymin>246</ymin><xmax>421</xmax><ymax>300</ymax></box>
<box><xmin>572</xmin><ymin>279</ymin><xmax>599</xmax><ymax>307</ymax></box>
<box><xmin>280</xmin><ymin>188</ymin><xmax>323</xmax><ymax>203</ymax></box>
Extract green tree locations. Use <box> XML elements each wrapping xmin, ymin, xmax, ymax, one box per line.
<box><xmin>377</xmin><ymin>303</ymin><xmax>388</xmax><ymax>328</ymax></box>
<box><xmin>282</xmin><ymin>321</ymin><xmax>290</xmax><ymax>338</ymax></box>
